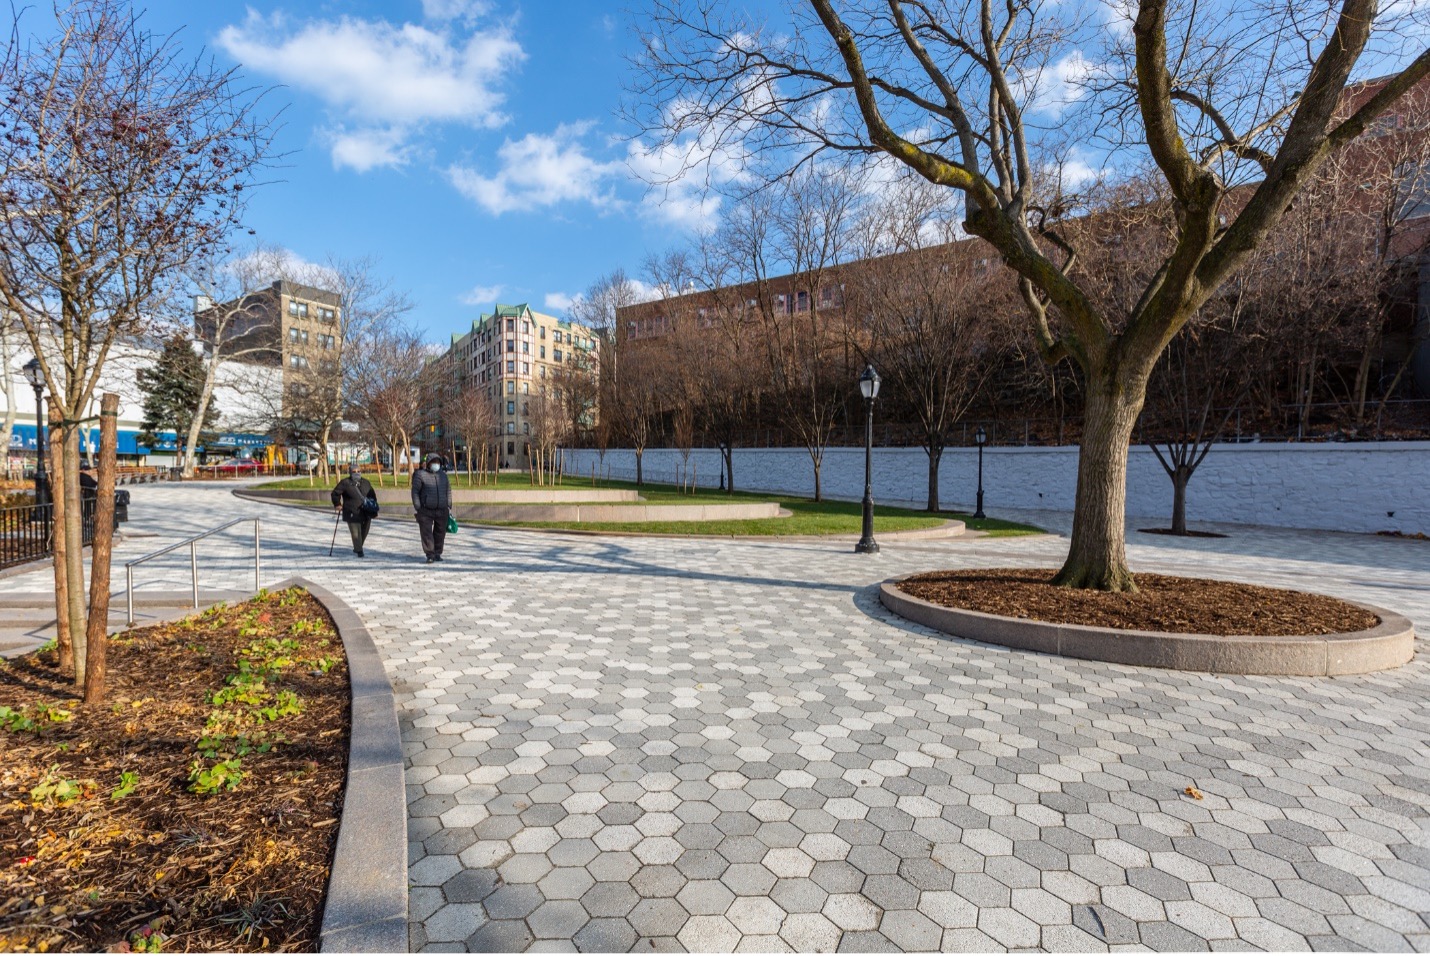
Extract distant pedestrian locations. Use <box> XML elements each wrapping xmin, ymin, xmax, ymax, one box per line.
<box><xmin>411</xmin><ymin>452</ymin><xmax>452</xmax><ymax>563</ymax></box>
<box><xmin>331</xmin><ymin>464</ymin><xmax>377</xmax><ymax>557</ymax></box>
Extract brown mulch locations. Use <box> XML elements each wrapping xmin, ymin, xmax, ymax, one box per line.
<box><xmin>1137</xmin><ymin>528</ymin><xmax>1228</xmax><ymax>539</ymax></box>
<box><xmin>898</xmin><ymin>569</ymin><xmax>1380</xmax><ymax>636</ymax></box>
<box><xmin>0</xmin><ymin>588</ymin><xmax>349</xmax><ymax>953</ymax></box>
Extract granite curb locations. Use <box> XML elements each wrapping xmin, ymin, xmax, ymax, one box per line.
<box><xmin>273</xmin><ymin>576</ymin><xmax>408</xmax><ymax>954</ymax></box>
<box><xmin>879</xmin><ymin>575</ymin><xmax>1416</xmax><ymax>676</ymax></box>
<box><xmin>234</xmin><ymin>488</ymin><xmax>969</xmax><ymax>542</ymax></box>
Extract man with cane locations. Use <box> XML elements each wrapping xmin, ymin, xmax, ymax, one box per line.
<box><xmin>330</xmin><ymin>463</ymin><xmax>377</xmax><ymax>557</ymax></box>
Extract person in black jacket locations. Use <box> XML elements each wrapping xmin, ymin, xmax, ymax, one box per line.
<box><xmin>410</xmin><ymin>452</ymin><xmax>452</xmax><ymax>563</ymax></box>
<box><xmin>331</xmin><ymin>464</ymin><xmax>376</xmax><ymax>557</ymax></box>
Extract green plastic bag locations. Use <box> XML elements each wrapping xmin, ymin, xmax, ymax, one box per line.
<box><xmin>446</xmin><ymin>514</ymin><xmax>458</xmax><ymax>534</ymax></box>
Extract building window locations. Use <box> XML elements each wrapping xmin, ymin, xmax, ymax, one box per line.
<box><xmin>506</xmin><ymin>340</ymin><xmax>515</xmax><ymax>353</ymax></box>
<box><xmin>521</xmin><ymin>382</ymin><xmax>529</xmax><ymax>394</ymax></box>
<box><xmin>522</xmin><ymin>362</ymin><xmax>530</xmax><ymax>374</ymax></box>
<box><xmin>522</xmin><ymin>341</ymin><xmax>529</xmax><ymax>354</ymax></box>
<box><xmin>507</xmin><ymin>401</ymin><xmax>515</xmax><ymax>415</ymax></box>
<box><xmin>507</xmin><ymin>381</ymin><xmax>515</xmax><ymax>394</ymax></box>
<box><xmin>523</xmin><ymin>422</ymin><xmax>530</xmax><ymax>435</ymax></box>
<box><xmin>318</xmin><ymin>306</ymin><xmax>335</xmax><ymax>322</ymax></box>
<box><xmin>289</xmin><ymin>354</ymin><xmax>308</xmax><ymax>369</ymax></box>
<box><xmin>522</xmin><ymin>321</ymin><xmax>530</xmax><ymax>333</ymax></box>
<box><xmin>506</xmin><ymin>318</ymin><xmax>515</xmax><ymax>332</ymax></box>
<box><xmin>796</xmin><ymin>291</ymin><xmax>809</xmax><ymax>312</ymax></box>
<box><xmin>539</xmin><ymin>366</ymin><xmax>546</xmax><ymax>379</ymax></box>
<box><xmin>506</xmin><ymin>422</ymin><xmax>515</xmax><ymax>434</ymax></box>
<box><xmin>540</xmin><ymin>346</ymin><xmax>546</xmax><ymax>359</ymax></box>
<box><xmin>540</xmin><ymin>327</ymin><xmax>546</xmax><ymax>339</ymax></box>
<box><xmin>522</xmin><ymin>403</ymin><xmax>529</xmax><ymax>416</ymax></box>
<box><xmin>319</xmin><ymin>334</ymin><xmax>334</xmax><ymax>349</ymax></box>
<box><xmin>507</xmin><ymin>360</ymin><xmax>515</xmax><ymax>373</ymax></box>
<box><xmin>554</xmin><ymin>330</ymin><xmax>563</xmax><ymax>344</ymax></box>
<box><xmin>553</xmin><ymin>349</ymin><xmax>563</xmax><ymax>363</ymax></box>
<box><xmin>288</xmin><ymin>300</ymin><xmax>308</xmax><ymax>318</ymax></box>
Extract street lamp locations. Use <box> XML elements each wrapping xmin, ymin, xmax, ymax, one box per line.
<box><xmin>855</xmin><ymin>364</ymin><xmax>881</xmax><ymax>555</ymax></box>
<box><xmin>973</xmin><ymin>425</ymin><xmax>987</xmax><ymax>520</ymax></box>
<box><xmin>21</xmin><ymin>358</ymin><xmax>48</xmax><ymax>510</ymax></box>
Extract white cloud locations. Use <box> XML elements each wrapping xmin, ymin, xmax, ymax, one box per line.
<box><xmin>461</xmin><ymin>283</ymin><xmax>504</xmax><ymax>305</ymax></box>
<box><xmin>447</xmin><ymin>122</ymin><xmax>623</xmax><ymax>215</ymax></box>
<box><xmin>1015</xmin><ymin>50</ymin><xmax>1095</xmax><ymax>117</ymax></box>
<box><xmin>217</xmin><ymin>10</ymin><xmax>523</xmax><ymax>171</ymax></box>
<box><xmin>328</xmin><ymin>125</ymin><xmax>411</xmax><ymax>172</ymax></box>
<box><xmin>544</xmin><ymin>292</ymin><xmax>575</xmax><ymax>312</ymax></box>
<box><xmin>422</xmin><ymin>0</ymin><xmax>492</xmax><ymax>21</ymax></box>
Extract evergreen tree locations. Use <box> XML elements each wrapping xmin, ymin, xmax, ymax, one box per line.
<box><xmin>137</xmin><ymin>335</ymin><xmax>218</xmax><ymax>458</ymax></box>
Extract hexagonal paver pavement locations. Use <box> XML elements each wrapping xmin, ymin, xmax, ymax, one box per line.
<box><xmin>19</xmin><ymin>484</ymin><xmax>1429</xmax><ymax>952</ymax></box>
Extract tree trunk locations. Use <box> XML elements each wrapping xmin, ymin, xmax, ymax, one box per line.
<box><xmin>184</xmin><ymin>358</ymin><xmax>219</xmax><ymax>478</ymax></box>
<box><xmin>62</xmin><ymin>426</ymin><xmax>89</xmax><ymax>681</ymax></box>
<box><xmin>811</xmin><ymin>453</ymin><xmax>823</xmax><ymax>502</ymax></box>
<box><xmin>84</xmin><ymin>394</ymin><xmax>118</xmax><ymax>705</ymax></box>
<box><xmin>723</xmin><ymin>445</ymin><xmax>734</xmax><ymax>493</ymax></box>
<box><xmin>1170</xmin><ymin>466</ymin><xmax>1190</xmax><ymax>536</ymax></box>
<box><xmin>49</xmin><ymin>409</ymin><xmax>73</xmax><ymax>674</ymax></box>
<box><xmin>635</xmin><ymin>449</ymin><xmax>644</xmax><ymax>486</ymax></box>
<box><xmin>926</xmin><ymin>445</ymin><xmax>942</xmax><ymax>513</ymax></box>
<box><xmin>1052</xmin><ymin>384</ymin><xmax>1143</xmax><ymax>592</ymax></box>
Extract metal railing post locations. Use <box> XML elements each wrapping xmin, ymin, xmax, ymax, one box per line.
<box><xmin>254</xmin><ymin>517</ymin><xmax>261</xmax><ymax>592</ymax></box>
<box><xmin>127</xmin><ymin>565</ymin><xmax>134</xmax><ymax>628</ymax></box>
<box><xmin>190</xmin><ymin>539</ymin><xmax>199</xmax><ymax>610</ymax></box>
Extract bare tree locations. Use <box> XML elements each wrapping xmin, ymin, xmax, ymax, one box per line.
<box><xmin>0</xmin><ymin>316</ymin><xmax>19</xmax><ymax>470</ymax></box>
<box><xmin>570</xmin><ymin>270</ymin><xmax>643</xmax><ymax>478</ymax></box>
<box><xmin>849</xmin><ymin>174</ymin><xmax>1013</xmax><ymax>511</ymax></box>
<box><xmin>0</xmin><ymin>0</ymin><xmax>273</xmax><ymax>677</ymax></box>
<box><xmin>349</xmin><ymin>325</ymin><xmax>436</xmax><ymax>479</ymax></box>
<box><xmin>633</xmin><ymin>0</ymin><xmax>1430</xmax><ymax>590</ymax></box>
<box><xmin>181</xmin><ymin>243</ymin><xmax>290</xmax><ymax>476</ymax></box>
<box><xmin>442</xmin><ymin>373</ymin><xmax>498</xmax><ymax>482</ymax></box>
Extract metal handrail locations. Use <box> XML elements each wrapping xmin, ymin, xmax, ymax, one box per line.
<box><xmin>125</xmin><ymin>517</ymin><xmax>260</xmax><ymax>626</ymax></box>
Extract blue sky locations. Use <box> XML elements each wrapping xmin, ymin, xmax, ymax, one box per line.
<box><xmin>118</xmin><ymin>0</ymin><xmax>716</xmax><ymax>342</ymax></box>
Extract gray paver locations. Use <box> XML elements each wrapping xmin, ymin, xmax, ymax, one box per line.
<box><xmin>37</xmin><ymin>483</ymin><xmax>1430</xmax><ymax>953</ymax></box>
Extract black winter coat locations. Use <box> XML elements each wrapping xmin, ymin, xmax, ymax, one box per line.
<box><xmin>331</xmin><ymin>475</ymin><xmax>376</xmax><ymax>522</ymax></box>
<box><xmin>411</xmin><ymin>468</ymin><xmax>451</xmax><ymax>512</ymax></box>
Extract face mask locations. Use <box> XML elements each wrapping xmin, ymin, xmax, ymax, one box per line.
<box><xmin>428</xmin><ymin>462</ymin><xmax>441</xmax><ymax>473</ymax></box>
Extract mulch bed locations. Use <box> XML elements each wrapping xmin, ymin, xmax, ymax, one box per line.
<box><xmin>0</xmin><ymin>588</ymin><xmax>349</xmax><ymax>953</ymax></box>
<box><xmin>898</xmin><ymin>569</ymin><xmax>1380</xmax><ymax>636</ymax></box>
<box><xmin>1137</xmin><ymin>527</ymin><xmax>1228</xmax><ymax>539</ymax></box>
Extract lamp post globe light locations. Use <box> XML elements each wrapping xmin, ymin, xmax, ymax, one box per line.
<box><xmin>21</xmin><ymin>358</ymin><xmax>49</xmax><ymax>510</ymax></box>
<box><xmin>973</xmin><ymin>425</ymin><xmax>987</xmax><ymax>520</ymax></box>
<box><xmin>855</xmin><ymin>364</ymin><xmax>881</xmax><ymax>555</ymax></box>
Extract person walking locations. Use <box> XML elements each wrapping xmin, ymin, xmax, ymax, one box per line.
<box><xmin>411</xmin><ymin>452</ymin><xmax>452</xmax><ymax>563</ymax></box>
<box><xmin>331</xmin><ymin>463</ymin><xmax>376</xmax><ymax>557</ymax></box>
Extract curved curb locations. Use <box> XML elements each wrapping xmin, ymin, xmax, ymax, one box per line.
<box><xmin>879</xmin><ymin>575</ymin><xmax>1415</xmax><ymax>677</ymax></box>
<box><xmin>234</xmin><ymin>489</ymin><xmax>966</xmax><ymax>542</ymax></box>
<box><xmin>274</xmin><ymin>576</ymin><xmax>408</xmax><ymax>953</ymax></box>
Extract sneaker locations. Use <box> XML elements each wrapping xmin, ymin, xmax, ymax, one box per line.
<box><xmin>426</xmin><ymin>556</ymin><xmax>435</xmax><ymax>564</ymax></box>
<box><xmin>357</xmin><ymin>549</ymin><xmax>365</xmax><ymax>557</ymax></box>
<box><xmin>434</xmin><ymin>554</ymin><xmax>443</xmax><ymax>562</ymax></box>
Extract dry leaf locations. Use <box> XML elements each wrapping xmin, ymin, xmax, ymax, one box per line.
<box><xmin>1184</xmin><ymin>786</ymin><xmax>1203</xmax><ymax>800</ymax></box>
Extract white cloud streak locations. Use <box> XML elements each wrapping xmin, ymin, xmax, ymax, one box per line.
<box><xmin>447</xmin><ymin>122</ymin><xmax>622</xmax><ymax>214</ymax></box>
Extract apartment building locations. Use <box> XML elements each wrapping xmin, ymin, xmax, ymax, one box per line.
<box><xmin>447</xmin><ymin>303</ymin><xmax>600</xmax><ymax>466</ymax></box>
<box><xmin>195</xmin><ymin>280</ymin><xmax>342</xmax><ymax>419</ymax></box>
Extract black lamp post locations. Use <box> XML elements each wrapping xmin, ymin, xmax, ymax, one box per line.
<box><xmin>855</xmin><ymin>364</ymin><xmax>881</xmax><ymax>554</ymax></box>
<box><xmin>973</xmin><ymin>425</ymin><xmax>987</xmax><ymax>520</ymax></box>
<box><xmin>21</xmin><ymin>358</ymin><xmax>49</xmax><ymax>511</ymax></box>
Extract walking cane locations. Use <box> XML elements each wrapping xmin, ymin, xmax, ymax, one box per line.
<box><xmin>328</xmin><ymin>512</ymin><xmax>341</xmax><ymax>556</ymax></box>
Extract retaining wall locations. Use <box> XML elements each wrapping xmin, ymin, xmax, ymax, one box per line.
<box><xmin>565</xmin><ymin>443</ymin><xmax>1430</xmax><ymax>536</ymax></box>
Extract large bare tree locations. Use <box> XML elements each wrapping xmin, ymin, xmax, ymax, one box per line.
<box><xmin>0</xmin><ymin>0</ymin><xmax>272</xmax><ymax>676</ymax></box>
<box><xmin>633</xmin><ymin>0</ymin><xmax>1430</xmax><ymax>589</ymax></box>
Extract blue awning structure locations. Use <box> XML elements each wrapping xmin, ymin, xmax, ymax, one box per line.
<box><xmin>6</xmin><ymin>424</ymin><xmax>269</xmax><ymax>456</ymax></box>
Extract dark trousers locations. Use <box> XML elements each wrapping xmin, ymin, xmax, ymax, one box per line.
<box><xmin>346</xmin><ymin>516</ymin><xmax>371</xmax><ymax>552</ymax></box>
<box><xmin>416</xmin><ymin>508</ymin><xmax>447</xmax><ymax>558</ymax></box>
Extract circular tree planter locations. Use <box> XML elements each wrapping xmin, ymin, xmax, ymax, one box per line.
<box><xmin>879</xmin><ymin>572</ymin><xmax>1415</xmax><ymax>677</ymax></box>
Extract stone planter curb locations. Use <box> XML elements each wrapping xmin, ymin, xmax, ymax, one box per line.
<box><xmin>272</xmin><ymin>576</ymin><xmax>407</xmax><ymax>954</ymax></box>
<box><xmin>879</xmin><ymin>575</ymin><xmax>1415</xmax><ymax>677</ymax></box>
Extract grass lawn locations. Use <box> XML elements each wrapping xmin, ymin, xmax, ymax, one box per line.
<box><xmin>256</xmin><ymin>473</ymin><xmax>1044</xmax><ymax>537</ymax></box>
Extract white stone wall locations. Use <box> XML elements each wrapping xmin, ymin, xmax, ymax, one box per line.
<box><xmin>565</xmin><ymin>442</ymin><xmax>1430</xmax><ymax>536</ymax></box>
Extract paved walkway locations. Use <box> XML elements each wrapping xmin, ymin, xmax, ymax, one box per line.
<box><xmin>3</xmin><ymin>481</ymin><xmax>1428</xmax><ymax>953</ymax></box>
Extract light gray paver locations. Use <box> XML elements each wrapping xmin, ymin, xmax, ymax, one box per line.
<box><xmin>12</xmin><ymin>482</ymin><xmax>1428</xmax><ymax>952</ymax></box>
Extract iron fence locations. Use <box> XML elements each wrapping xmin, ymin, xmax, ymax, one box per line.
<box><xmin>0</xmin><ymin>501</ymin><xmax>96</xmax><ymax>571</ymax></box>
